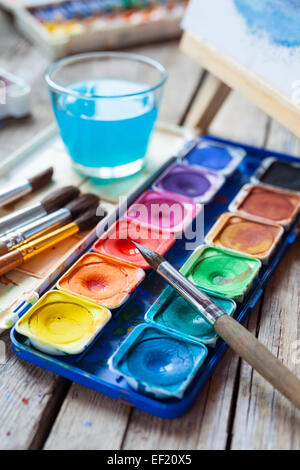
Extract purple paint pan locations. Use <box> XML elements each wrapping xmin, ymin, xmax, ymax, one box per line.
<box><xmin>153</xmin><ymin>163</ymin><xmax>225</xmax><ymax>203</ymax></box>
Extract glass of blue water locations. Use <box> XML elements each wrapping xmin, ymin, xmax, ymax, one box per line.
<box><xmin>45</xmin><ymin>52</ymin><xmax>167</xmax><ymax>179</ymax></box>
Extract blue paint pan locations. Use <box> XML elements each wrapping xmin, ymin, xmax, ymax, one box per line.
<box><xmin>108</xmin><ymin>324</ymin><xmax>208</xmax><ymax>399</ymax></box>
<box><xmin>185</xmin><ymin>139</ymin><xmax>245</xmax><ymax>175</ymax></box>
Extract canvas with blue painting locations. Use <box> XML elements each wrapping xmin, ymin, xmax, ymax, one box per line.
<box><xmin>182</xmin><ymin>0</ymin><xmax>300</xmax><ymax>101</ymax></box>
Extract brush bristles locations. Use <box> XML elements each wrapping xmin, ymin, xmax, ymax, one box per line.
<box><xmin>132</xmin><ymin>242</ymin><xmax>165</xmax><ymax>270</ymax></box>
<box><xmin>41</xmin><ymin>186</ymin><xmax>80</xmax><ymax>213</ymax></box>
<box><xmin>75</xmin><ymin>207</ymin><xmax>107</xmax><ymax>231</ymax></box>
<box><xmin>65</xmin><ymin>193</ymin><xmax>100</xmax><ymax>219</ymax></box>
<box><xmin>29</xmin><ymin>167</ymin><xmax>54</xmax><ymax>191</ymax></box>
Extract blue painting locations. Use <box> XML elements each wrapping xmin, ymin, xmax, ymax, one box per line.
<box><xmin>234</xmin><ymin>0</ymin><xmax>300</xmax><ymax>48</ymax></box>
<box><xmin>182</xmin><ymin>0</ymin><xmax>300</xmax><ymax>100</ymax></box>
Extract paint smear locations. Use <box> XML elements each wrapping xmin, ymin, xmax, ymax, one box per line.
<box><xmin>186</xmin><ymin>140</ymin><xmax>245</xmax><ymax>176</ymax></box>
<box><xmin>234</xmin><ymin>0</ymin><xmax>300</xmax><ymax>47</ymax></box>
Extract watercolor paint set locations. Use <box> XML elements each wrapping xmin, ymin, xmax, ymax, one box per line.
<box><xmin>6</xmin><ymin>0</ymin><xmax>187</xmax><ymax>58</ymax></box>
<box><xmin>9</xmin><ymin>134</ymin><xmax>300</xmax><ymax>418</ymax></box>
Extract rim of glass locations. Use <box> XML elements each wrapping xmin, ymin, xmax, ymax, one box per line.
<box><xmin>45</xmin><ymin>51</ymin><xmax>167</xmax><ymax>99</ymax></box>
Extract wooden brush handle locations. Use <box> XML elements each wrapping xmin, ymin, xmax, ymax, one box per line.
<box><xmin>214</xmin><ymin>315</ymin><xmax>300</xmax><ymax>409</ymax></box>
<box><xmin>0</xmin><ymin>250</ymin><xmax>23</xmax><ymax>276</ymax></box>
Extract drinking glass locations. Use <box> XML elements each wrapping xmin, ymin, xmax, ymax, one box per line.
<box><xmin>45</xmin><ymin>52</ymin><xmax>167</xmax><ymax>178</ymax></box>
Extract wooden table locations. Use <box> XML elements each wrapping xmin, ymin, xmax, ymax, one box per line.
<box><xmin>0</xmin><ymin>10</ymin><xmax>300</xmax><ymax>451</ymax></box>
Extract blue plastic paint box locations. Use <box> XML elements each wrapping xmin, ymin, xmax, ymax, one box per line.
<box><xmin>11</xmin><ymin>135</ymin><xmax>300</xmax><ymax>419</ymax></box>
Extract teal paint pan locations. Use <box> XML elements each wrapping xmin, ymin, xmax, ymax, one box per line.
<box><xmin>145</xmin><ymin>285</ymin><xmax>236</xmax><ymax>346</ymax></box>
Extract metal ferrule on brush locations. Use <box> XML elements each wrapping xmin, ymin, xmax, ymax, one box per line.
<box><xmin>0</xmin><ymin>208</ymin><xmax>71</xmax><ymax>251</ymax></box>
<box><xmin>18</xmin><ymin>222</ymin><xmax>78</xmax><ymax>261</ymax></box>
<box><xmin>0</xmin><ymin>181</ymin><xmax>31</xmax><ymax>208</ymax></box>
<box><xmin>0</xmin><ymin>204</ymin><xmax>47</xmax><ymax>234</ymax></box>
<box><xmin>157</xmin><ymin>262</ymin><xmax>225</xmax><ymax>325</ymax></box>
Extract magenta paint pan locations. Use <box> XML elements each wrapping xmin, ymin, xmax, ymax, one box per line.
<box><xmin>153</xmin><ymin>163</ymin><xmax>225</xmax><ymax>203</ymax></box>
<box><xmin>125</xmin><ymin>189</ymin><xmax>199</xmax><ymax>235</ymax></box>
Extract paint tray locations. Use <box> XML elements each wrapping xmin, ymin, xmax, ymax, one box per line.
<box><xmin>9</xmin><ymin>132</ymin><xmax>300</xmax><ymax>419</ymax></box>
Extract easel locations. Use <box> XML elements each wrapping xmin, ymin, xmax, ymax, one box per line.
<box><xmin>180</xmin><ymin>31</ymin><xmax>300</xmax><ymax>137</ymax></box>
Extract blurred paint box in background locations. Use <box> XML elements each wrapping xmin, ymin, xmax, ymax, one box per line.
<box><xmin>0</xmin><ymin>0</ymin><xmax>188</xmax><ymax>58</ymax></box>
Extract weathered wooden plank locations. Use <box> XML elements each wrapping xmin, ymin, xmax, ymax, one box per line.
<box><xmin>122</xmin><ymin>349</ymin><xmax>240</xmax><ymax>450</ymax></box>
<box><xmin>0</xmin><ymin>12</ymin><xmax>74</xmax><ymax>451</ymax></box>
<box><xmin>231</xmin><ymin>238</ymin><xmax>300</xmax><ymax>449</ymax></box>
<box><xmin>264</xmin><ymin>119</ymin><xmax>300</xmax><ymax>158</ymax></box>
<box><xmin>44</xmin><ymin>387</ymin><xmax>131</xmax><ymax>450</ymax></box>
<box><xmin>230</xmin><ymin>121</ymin><xmax>300</xmax><ymax>450</ymax></box>
<box><xmin>0</xmin><ymin>329</ymin><xmax>70</xmax><ymax>450</ymax></box>
<box><xmin>210</xmin><ymin>91</ymin><xmax>270</xmax><ymax>145</ymax></box>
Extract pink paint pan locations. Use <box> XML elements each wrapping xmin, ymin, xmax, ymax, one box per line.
<box><xmin>93</xmin><ymin>219</ymin><xmax>176</xmax><ymax>269</ymax></box>
<box><xmin>125</xmin><ymin>189</ymin><xmax>199</xmax><ymax>235</ymax></box>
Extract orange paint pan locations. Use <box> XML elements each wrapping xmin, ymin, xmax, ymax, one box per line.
<box><xmin>57</xmin><ymin>252</ymin><xmax>145</xmax><ymax>309</ymax></box>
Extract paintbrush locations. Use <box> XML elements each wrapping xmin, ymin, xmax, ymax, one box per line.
<box><xmin>0</xmin><ymin>208</ymin><xmax>104</xmax><ymax>277</ymax></box>
<box><xmin>0</xmin><ymin>193</ymin><xmax>100</xmax><ymax>255</ymax></box>
<box><xmin>133</xmin><ymin>242</ymin><xmax>300</xmax><ymax>409</ymax></box>
<box><xmin>0</xmin><ymin>167</ymin><xmax>54</xmax><ymax>208</ymax></box>
<box><xmin>0</xmin><ymin>185</ymin><xmax>80</xmax><ymax>235</ymax></box>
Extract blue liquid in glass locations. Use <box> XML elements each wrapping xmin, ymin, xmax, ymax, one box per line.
<box><xmin>51</xmin><ymin>78</ymin><xmax>158</xmax><ymax>170</ymax></box>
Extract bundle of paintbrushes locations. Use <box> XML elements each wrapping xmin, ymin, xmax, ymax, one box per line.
<box><xmin>0</xmin><ymin>170</ymin><xmax>105</xmax><ymax>275</ymax></box>
<box><xmin>8</xmin><ymin>136</ymin><xmax>300</xmax><ymax>419</ymax></box>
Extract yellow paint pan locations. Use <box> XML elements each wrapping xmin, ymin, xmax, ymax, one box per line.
<box><xmin>15</xmin><ymin>290</ymin><xmax>111</xmax><ymax>356</ymax></box>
